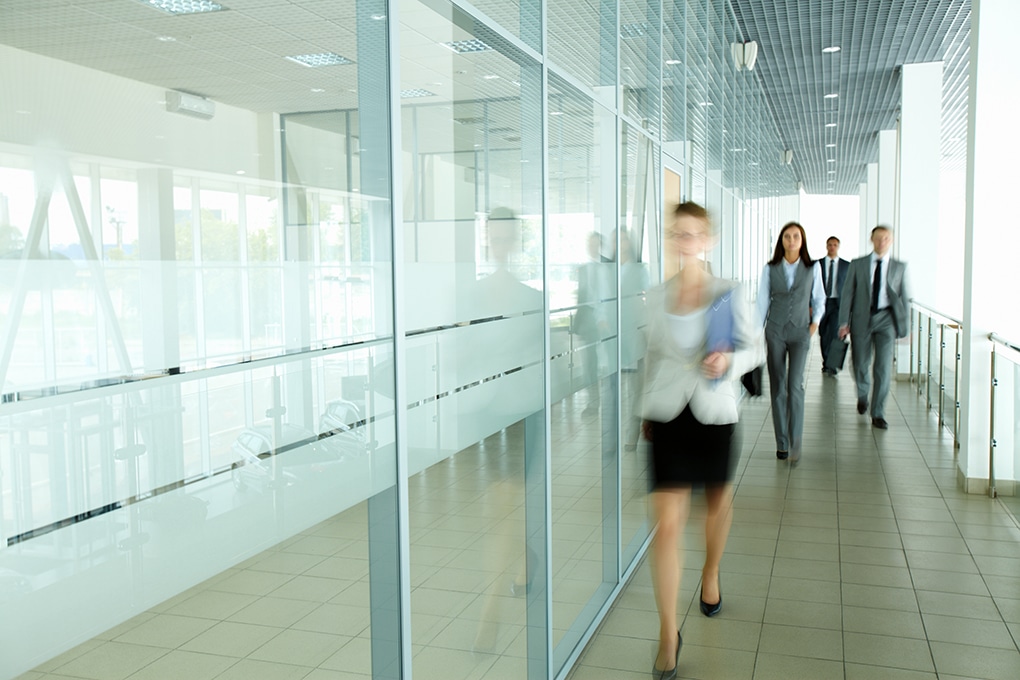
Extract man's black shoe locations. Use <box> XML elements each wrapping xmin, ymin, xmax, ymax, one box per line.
<box><xmin>857</xmin><ymin>399</ymin><xmax>868</xmax><ymax>415</ymax></box>
<box><xmin>872</xmin><ymin>418</ymin><xmax>889</xmax><ymax>430</ymax></box>
<box><xmin>776</xmin><ymin>450</ymin><xmax>789</xmax><ymax>460</ymax></box>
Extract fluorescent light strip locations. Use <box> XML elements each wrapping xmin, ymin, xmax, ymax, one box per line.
<box><xmin>400</xmin><ymin>89</ymin><xmax>436</xmax><ymax>98</ymax></box>
<box><xmin>286</xmin><ymin>53</ymin><xmax>354</xmax><ymax>67</ymax></box>
<box><xmin>138</xmin><ymin>0</ymin><xmax>226</xmax><ymax>14</ymax></box>
<box><xmin>440</xmin><ymin>39</ymin><xmax>492</xmax><ymax>53</ymax></box>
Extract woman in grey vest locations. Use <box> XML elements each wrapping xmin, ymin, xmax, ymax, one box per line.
<box><xmin>756</xmin><ymin>222</ymin><xmax>825</xmax><ymax>462</ymax></box>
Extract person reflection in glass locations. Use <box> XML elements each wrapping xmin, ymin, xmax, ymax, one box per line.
<box><xmin>573</xmin><ymin>231</ymin><xmax>608</xmax><ymax>417</ymax></box>
<box><xmin>470</xmin><ymin>207</ymin><xmax>543</xmax><ymax>654</ymax></box>
<box><xmin>619</xmin><ymin>228</ymin><xmax>649</xmax><ymax>451</ymax></box>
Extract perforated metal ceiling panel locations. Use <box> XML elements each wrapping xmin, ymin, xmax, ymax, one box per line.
<box><xmin>728</xmin><ymin>0</ymin><xmax>970</xmax><ymax>194</ymax></box>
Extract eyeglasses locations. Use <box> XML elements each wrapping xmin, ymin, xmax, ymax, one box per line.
<box><xmin>666</xmin><ymin>230</ymin><xmax>706</xmax><ymax>241</ymax></box>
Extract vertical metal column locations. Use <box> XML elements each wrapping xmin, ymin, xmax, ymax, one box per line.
<box><xmin>938</xmin><ymin>323</ymin><xmax>946</xmax><ymax>428</ymax></box>
<box><xmin>925</xmin><ymin>316</ymin><xmax>933</xmax><ymax>410</ymax></box>
<box><xmin>954</xmin><ymin>330</ymin><xmax>961</xmax><ymax>449</ymax></box>
<box><xmin>989</xmin><ymin>343</ymin><xmax>997</xmax><ymax>498</ymax></box>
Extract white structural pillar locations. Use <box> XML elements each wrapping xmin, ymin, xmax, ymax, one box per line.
<box><xmin>959</xmin><ymin>0</ymin><xmax>1020</xmax><ymax>495</ymax></box>
<box><xmin>865</xmin><ymin>162</ymin><xmax>879</xmax><ymax>231</ymax></box>
<box><xmin>898</xmin><ymin>62</ymin><xmax>942</xmax><ymax>310</ymax></box>
<box><xmin>858</xmin><ymin>182</ymin><xmax>868</xmax><ymax>240</ymax></box>
<box><xmin>876</xmin><ymin>129</ymin><xmax>897</xmax><ymax>233</ymax></box>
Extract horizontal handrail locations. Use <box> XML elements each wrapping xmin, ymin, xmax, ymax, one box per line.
<box><xmin>989</xmin><ymin>333</ymin><xmax>1020</xmax><ymax>357</ymax></box>
<box><xmin>910</xmin><ymin>300</ymin><xmax>963</xmax><ymax>327</ymax></box>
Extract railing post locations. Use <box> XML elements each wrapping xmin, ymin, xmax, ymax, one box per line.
<box><xmin>916</xmin><ymin>310</ymin><xmax>924</xmax><ymax>396</ymax></box>
<box><xmin>954</xmin><ymin>330</ymin><xmax>961</xmax><ymax>449</ymax></box>
<box><xmin>989</xmin><ymin>343</ymin><xmax>997</xmax><ymax>498</ymax></box>
<box><xmin>913</xmin><ymin>307</ymin><xmax>922</xmax><ymax>383</ymax></box>
<box><xmin>926</xmin><ymin>317</ymin><xmax>933</xmax><ymax>411</ymax></box>
<box><xmin>938</xmin><ymin>323</ymin><xmax>946</xmax><ymax>429</ymax></box>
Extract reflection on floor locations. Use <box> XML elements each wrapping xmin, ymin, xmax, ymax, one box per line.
<box><xmin>19</xmin><ymin>367</ymin><xmax>1020</xmax><ymax>680</ymax></box>
<box><xmin>568</xmin><ymin>369</ymin><xmax>1020</xmax><ymax>680</ymax></box>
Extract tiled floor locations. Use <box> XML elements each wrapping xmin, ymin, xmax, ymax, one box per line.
<box><xmin>568</xmin><ymin>367</ymin><xmax>1020</xmax><ymax>680</ymax></box>
<box><xmin>17</xmin><ymin>365</ymin><xmax>1020</xmax><ymax>680</ymax></box>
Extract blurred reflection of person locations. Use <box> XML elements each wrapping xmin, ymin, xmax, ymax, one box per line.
<box><xmin>573</xmin><ymin>231</ymin><xmax>608</xmax><ymax>417</ymax></box>
<box><xmin>619</xmin><ymin>228</ymin><xmax>648</xmax><ymax>451</ymax></box>
<box><xmin>469</xmin><ymin>207</ymin><xmax>543</xmax><ymax>653</ymax></box>
<box><xmin>641</xmin><ymin>202</ymin><xmax>763</xmax><ymax>679</ymax></box>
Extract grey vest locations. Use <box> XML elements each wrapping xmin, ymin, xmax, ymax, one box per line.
<box><xmin>767</xmin><ymin>262</ymin><xmax>812</xmax><ymax>331</ymax></box>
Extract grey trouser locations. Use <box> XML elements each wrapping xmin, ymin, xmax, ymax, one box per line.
<box><xmin>766</xmin><ymin>323</ymin><xmax>810</xmax><ymax>452</ymax></box>
<box><xmin>851</xmin><ymin>309</ymin><xmax>895</xmax><ymax>419</ymax></box>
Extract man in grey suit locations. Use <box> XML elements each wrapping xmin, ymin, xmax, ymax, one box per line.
<box><xmin>817</xmin><ymin>236</ymin><xmax>850</xmax><ymax>375</ymax></box>
<box><xmin>838</xmin><ymin>226</ymin><xmax>910</xmax><ymax>429</ymax></box>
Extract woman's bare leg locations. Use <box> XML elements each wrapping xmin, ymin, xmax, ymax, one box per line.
<box><xmin>701</xmin><ymin>483</ymin><xmax>734</xmax><ymax>604</ymax></box>
<box><xmin>650</xmin><ymin>487</ymin><xmax>691</xmax><ymax>670</ymax></box>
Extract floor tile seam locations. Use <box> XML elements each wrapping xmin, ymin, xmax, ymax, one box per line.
<box><xmin>890</xmin><ymin>387</ymin><xmax>1020</xmax><ymax>622</ymax></box>
<box><xmin>885</xmin><ymin>387</ymin><xmax>971</xmax><ymax>677</ymax></box>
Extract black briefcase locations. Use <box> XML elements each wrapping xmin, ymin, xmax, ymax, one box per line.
<box><xmin>825</xmin><ymin>337</ymin><xmax>848</xmax><ymax>371</ymax></box>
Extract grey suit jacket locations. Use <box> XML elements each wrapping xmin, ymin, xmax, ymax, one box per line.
<box><xmin>640</xmin><ymin>276</ymin><xmax>765</xmax><ymax>425</ymax></box>
<box><xmin>837</xmin><ymin>254</ymin><xmax>910</xmax><ymax>339</ymax></box>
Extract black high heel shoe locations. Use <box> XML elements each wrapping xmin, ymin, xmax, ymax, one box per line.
<box><xmin>651</xmin><ymin>630</ymin><xmax>681</xmax><ymax>680</ymax></box>
<box><xmin>700</xmin><ymin>586</ymin><xmax>722</xmax><ymax>617</ymax></box>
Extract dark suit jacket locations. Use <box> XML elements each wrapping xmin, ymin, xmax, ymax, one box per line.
<box><xmin>816</xmin><ymin>257</ymin><xmax>849</xmax><ymax>299</ymax></box>
<box><xmin>837</xmin><ymin>254</ymin><xmax>910</xmax><ymax>339</ymax></box>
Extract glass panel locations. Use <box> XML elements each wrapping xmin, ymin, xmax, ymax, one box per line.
<box><xmin>620</xmin><ymin>0</ymin><xmax>662</xmax><ymax>140</ymax></box>
<box><xmin>548</xmin><ymin>0</ymin><xmax>617</xmax><ymax>108</ymax></box>
<box><xmin>0</xmin><ymin>0</ymin><xmax>395</xmax><ymax>676</ymax></box>
<box><xmin>398</xmin><ymin>0</ymin><xmax>546</xmax><ymax>677</ymax></box>
<box><xmin>546</xmin><ymin>72</ymin><xmax>619</xmax><ymax>671</ymax></box>
<box><xmin>620</xmin><ymin>120</ymin><xmax>659</xmax><ymax>567</ymax></box>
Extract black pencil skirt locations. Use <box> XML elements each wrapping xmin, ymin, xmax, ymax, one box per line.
<box><xmin>649</xmin><ymin>405</ymin><xmax>737</xmax><ymax>488</ymax></box>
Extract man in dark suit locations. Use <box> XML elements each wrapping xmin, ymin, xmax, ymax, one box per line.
<box><xmin>838</xmin><ymin>226</ymin><xmax>910</xmax><ymax>429</ymax></box>
<box><xmin>817</xmin><ymin>236</ymin><xmax>849</xmax><ymax>375</ymax></box>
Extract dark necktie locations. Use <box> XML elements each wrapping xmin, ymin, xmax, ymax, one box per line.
<box><xmin>825</xmin><ymin>260</ymin><xmax>833</xmax><ymax>297</ymax></box>
<box><xmin>871</xmin><ymin>259</ymin><xmax>882</xmax><ymax>312</ymax></box>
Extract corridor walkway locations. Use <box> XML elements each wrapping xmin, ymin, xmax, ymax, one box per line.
<box><xmin>568</xmin><ymin>366</ymin><xmax>1020</xmax><ymax>680</ymax></box>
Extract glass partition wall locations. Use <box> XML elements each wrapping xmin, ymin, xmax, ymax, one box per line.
<box><xmin>0</xmin><ymin>1</ymin><xmax>793</xmax><ymax>679</ymax></box>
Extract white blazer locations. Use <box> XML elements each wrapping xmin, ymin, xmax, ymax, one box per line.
<box><xmin>640</xmin><ymin>276</ymin><xmax>765</xmax><ymax>425</ymax></box>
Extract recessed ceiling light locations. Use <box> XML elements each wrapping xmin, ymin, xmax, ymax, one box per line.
<box><xmin>440</xmin><ymin>39</ymin><xmax>492</xmax><ymax>53</ymax></box>
<box><xmin>156</xmin><ymin>35</ymin><xmax>177</xmax><ymax>42</ymax></box>
<box><xmin>822</xmin><ymin>46</ymin><xmax>841</xmax><ymax>54</ymax></box>
<box><xmin>828</xmin><ymin>170</ymin><xmax>836</xmax><ymax>174</ymax></box>
<box><xmin>483</xmin><ymin>74</ymin><xmax>499</xmax><ymax>80</ymax></box>
<box><xmin>137</xmin><ymin>0</ymin><xmax>226</xmax><ymax>14</ymax></box>
<box><xmin>827</xmin><ymin>159</ymin><xmax>836</xmax><ymax>163</ymax></box>
<box><xmin>824</xmin><ymin>93</ymin><xmax>838</xmax><ymax>99</ymax></box>
<box><xmin>825</xmin><ymin>143</ymin><xmax>836</xmax><ymax>148</ymax></box>
<box><xmin>550</xmin><ymin>111</ymin><xmax>564</xmax><ymax>115</ymax></box>
<box><xmin>286</xmin><ymin>53</ymin><xmax>354</xmax><ymax>67</ymax></box>
<box><xmin>699</xmin><ymin>101</ymin><xmax>713</xmax><ymax>106</ymax></box>
<box><xmin>749</xmin><ymin>162</ymin><xmax>758</xmax><ymax>166</ymax></box>
<box><xmin>310</xmin><ymin>88</ymin><xmax>325</xmax><ymax>93</ymax></box>
<box><xmin>400</xmin><ymin>88</ymin><xmax>436</xmax><ymax>98</ymax></box>
<box><xmin>370</xmin><ymin>13</ymin><xmax>386</xmax><ymax>20</ymax></box>
<box><xmin>236</xmin><ymin>170</ymin><xmax>246</xmax><ymax>175</ymax></box>
<box><xmin>665</xmin><ymin>59</ymin><xmax>682</xmax><ymax>65</ymax></box>
<box><xmin>825</xmin><ymin>123</ymin><xmax>837</xmax><ymax>128</ymax></box>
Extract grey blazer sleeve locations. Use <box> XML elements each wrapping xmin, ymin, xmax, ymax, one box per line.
<box><xmin>837</xmin><ymin>258</ymin><xmax>860</xmax><ymax>329</ymax></box>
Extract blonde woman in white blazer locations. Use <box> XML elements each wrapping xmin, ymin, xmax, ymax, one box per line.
<box><xmin>641</xmin><ymin>202</ymin><xmax>764</xmax><ymax>680</ymax></box>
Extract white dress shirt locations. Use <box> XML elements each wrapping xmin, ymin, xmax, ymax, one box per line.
<box><xmin>870</xmin><ymin>253</ymin><xmax>891</xmax><ymax>310</ymax></box>
<box><xmin>822</xmin><ymin>257</ymin><xmax>840</xmax><ymax>299</ymax></box>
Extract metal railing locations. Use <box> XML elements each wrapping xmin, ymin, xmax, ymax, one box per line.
<box><xmin>988</xmin><ymin>333</ymin><xmax>1020</xmax><ymax>498</ymax></box>
<box><xmin>909</xmin><ymin>301</ymin><xmax>963</xmax><ymax>448</ymax></box>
